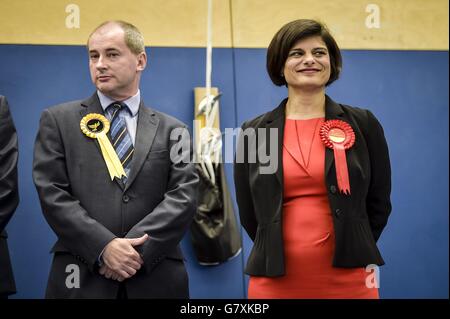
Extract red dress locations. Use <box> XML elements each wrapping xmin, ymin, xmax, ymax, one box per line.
<box><xmin>248</xmin><ymin>117</ymin><xmax>379</xmax><ymax>299</ymax></box>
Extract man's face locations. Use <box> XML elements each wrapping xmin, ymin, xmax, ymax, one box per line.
<box><xmin>88</xmin><ymin>24</ymin><xmax>146</xmax><ymax>100</ymax></box>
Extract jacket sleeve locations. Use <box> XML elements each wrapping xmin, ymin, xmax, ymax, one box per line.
<box><xmin>365</xmin><ymin>110</ymin><xmax>392</xmax><ymax>242</ymax></box>
<box><xmin>125</xmin><ymin>126</ymin><xmax>198</xmax><ymax>270</ymax></box>
<box><xmin>0</xmin><ymin>96</ymin><xmax>19</xmax><ymax>232</ymax></box>
<box><xmin>32</xmin><ymin>109</ymin><xmax>116</xmax><ymax>269</ymax></box>
<box><xmin>234</xmin><ymin>122</ymin><xmax>258</xmax><ymax>241</ymax></box>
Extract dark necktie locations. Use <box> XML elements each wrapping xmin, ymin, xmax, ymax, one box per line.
<box><xmin>107</xmin><ymin>102</ymin><xmax>134</xmax><ymax>181</ymax></box>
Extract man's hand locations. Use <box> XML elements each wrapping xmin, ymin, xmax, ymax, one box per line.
<box><xmin>101</xmin><ymin>234</ymin><xmax>148</xmax><ymax>280</ymax></box>
<box><xmin>99</xmin><ymin>264</ymin><xmax>124</xmax><ymax>282</ymax></box>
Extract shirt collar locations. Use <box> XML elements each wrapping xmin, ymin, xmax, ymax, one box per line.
<box><xmin>97</xmin><ymin>90</ymin><xmax>140</xmax><ymax>117</ymax></box>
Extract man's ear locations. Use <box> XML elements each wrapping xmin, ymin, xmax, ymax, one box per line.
<box><xmin>137</xmin><ymin>52</ymin><xmax>147</xmax><ymax>71</ymax></box>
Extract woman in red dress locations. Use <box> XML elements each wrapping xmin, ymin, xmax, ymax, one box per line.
<box><xmin>234</xmin><ymin>19</ymin><xmax>391</xmax><ymax>298</ymax></box>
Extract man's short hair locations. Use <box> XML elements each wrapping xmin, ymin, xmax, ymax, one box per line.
<box><xmin>88</xmin><ymin>20</ymin><xmax>145</xmax><ymax>55</ymax></box>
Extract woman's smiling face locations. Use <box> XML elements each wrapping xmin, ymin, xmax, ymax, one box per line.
<box><xmin>283</xmin><ymin>36</ymin><xmax>331</xmax><ymax>90</ymax></box>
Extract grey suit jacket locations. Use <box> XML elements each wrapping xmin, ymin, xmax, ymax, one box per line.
<box><xmin>33</xmin><ymin>93</ymin><xmax>198</xmax><ymax>298</ymax></box>
<box><xmin>0</xmin><ymin>95</ymin><xmax>19</xmax><ymax>296</ymax></box>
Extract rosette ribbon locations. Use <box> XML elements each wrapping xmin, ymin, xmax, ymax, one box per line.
<box><xmin>320</xmin><ymin>119</ymin><xmax>355</xmax><ymax>195</ymax></box>
<box><xmin>80</xmin><ymin>113</ymin><xmax>126</xmax><ymax>180</ymax></box>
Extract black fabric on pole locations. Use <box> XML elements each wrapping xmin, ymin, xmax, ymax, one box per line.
<box><xmin>190</xmin><ymin>162</ymin><xmax>242</xmax><ymax>265</ymax></box>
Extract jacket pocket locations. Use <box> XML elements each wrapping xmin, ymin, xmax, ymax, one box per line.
<box><xmin>49</xmin><ymin>241</ymin><xmax>71</xmax><ymax>254</ymax></box>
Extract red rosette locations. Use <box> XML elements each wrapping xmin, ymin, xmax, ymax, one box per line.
<box><xmin>320</xmin><ymin>119</ymin><xmax>355</xmax><ymax>195</ymax></box>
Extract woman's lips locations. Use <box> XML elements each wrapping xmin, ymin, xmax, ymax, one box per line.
<box><xmin>298</xmin><ymin>69</ymin><xmax>320</xmax><ymax>74</ymax></box>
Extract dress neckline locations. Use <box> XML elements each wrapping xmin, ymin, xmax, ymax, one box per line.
<box><xmin>286</xmin><ymin>117</ymin><xmax>325</xmax><ymax>121</ymax></box>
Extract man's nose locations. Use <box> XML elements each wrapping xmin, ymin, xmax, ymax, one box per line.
<box><xmin>96</xmin><ymin>56</ymin><xmax>107</xmax><ymax>69</ymax></box>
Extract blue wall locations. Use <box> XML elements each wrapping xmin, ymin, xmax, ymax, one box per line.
<box><xmin>0</xmin><ymin>45</ymin><xmax>448</xmax><ymax>298</ymax></box>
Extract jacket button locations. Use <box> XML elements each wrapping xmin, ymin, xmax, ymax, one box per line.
<box><xmin>330</xmin><ymin>185</ymin><xmax>337</xmax><ymax>194</ymax></box>
<box><xmin>335</xmin><ymin>209</ymin><xmax>342</xmax><ymax>217</ymax></box>
<box><xmin>122</xmin><ymin>195</ymin><xmax>130</xmax><ymax>203</ymax></box>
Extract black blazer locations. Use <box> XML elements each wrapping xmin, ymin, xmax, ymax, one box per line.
<box><xmin>33</xmin><ymin>93</ymin><xmax>198</xmax><ymax>298</ymax></box>
<box><xmin>0</xmin><ymin>96</ymin><xmax>19</xmax><ymax>295</ymax></box>
<box><xmin>234</xmin><ymin>95</ymin><xmax>391</xmax><ymax>277</ymax></box>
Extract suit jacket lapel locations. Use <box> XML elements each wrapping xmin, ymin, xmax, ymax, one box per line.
<box><xmin>124</xmin><ymin>102</ymin><xmax>159</xmax><ymax>191</ymax></box>
<box><xmin>324</xmin><ymin>95</ymin><xmax>345</xmax><ymax>177</ymax></box>
<box><xmin>80</xmin><ymin>93</ymin><xmax>104</xmax><ymax>115</ymax></box>
<box><xmin>80</xmin><ymin>93</ymin><xmax>125</xmax><ymax>190</ymax></box>
<box><xmin>265</xmin><ymin>98</ymin><xmax>287</xmax><ymax>187</ymax></box>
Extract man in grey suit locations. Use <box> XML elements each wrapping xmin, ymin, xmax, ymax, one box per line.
<box><xmin>32</xmin><ymin>21</ymin><xmax>198</xmax><ymax>298</ymax></box>
<box><xmin>0</xmin><ymin>96</ymin><xmax>19</xmax><ymax>299</ymax></box>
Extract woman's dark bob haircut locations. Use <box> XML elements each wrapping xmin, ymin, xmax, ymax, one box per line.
<box><xmin>267</xmin><ymin>19</ymin><xmax>342</xmax><ymax>87</ymax></box>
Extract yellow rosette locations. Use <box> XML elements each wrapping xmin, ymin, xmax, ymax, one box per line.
<box><xmin>80</xmin><ymin>113</ymin><xmax>126</xmax><ymax>180</ymax></box>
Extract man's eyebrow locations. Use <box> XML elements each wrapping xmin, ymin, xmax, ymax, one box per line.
<box><xmin>88</xmin><ymin>48</ymin><xmax>120</xmax><ymax>54</ymax></box>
